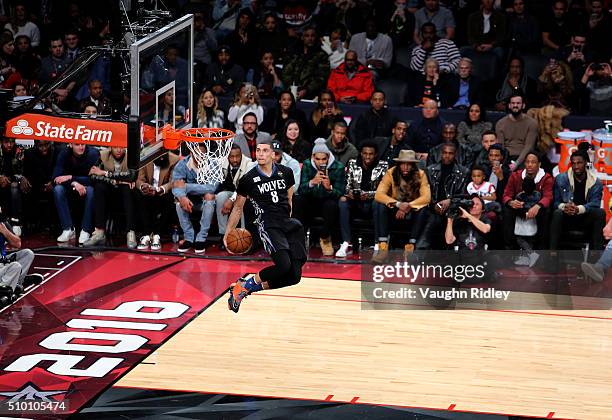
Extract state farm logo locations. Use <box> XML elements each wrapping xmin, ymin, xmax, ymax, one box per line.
<box><xmin>10</xmin><ymin>119</ymin><xmax>113</xmax><ymax>143</ymax></box>
<box><xmin>11</xmin><ymin>120</ymin><xmax>33</xmax><ymax>136</ymax></box>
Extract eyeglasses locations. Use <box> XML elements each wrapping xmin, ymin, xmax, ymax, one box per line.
<box><xmin>243</xmin><ymin>121</ymin><xmax>257</xmax><ymax>125</ymax></box>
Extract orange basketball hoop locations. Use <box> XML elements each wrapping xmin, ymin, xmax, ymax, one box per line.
<box><xmin>162</xmin><ymin>126</ymin><xmax>235</xmax><ymax>150</ymax></box>
<box><xmin>162</xmin><ymin>126</ymin><xmax>235</xmax><ymax>184</ymax></box>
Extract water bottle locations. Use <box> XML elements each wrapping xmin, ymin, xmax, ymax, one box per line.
<box><xmin>466</xmin><ymin>230</ymin><xmax>477</xmax><ymax>251</ymax></box>
<box><xmin>582</xmin><ymin>242</ymin><xmax>590</xmax><ymax>262</ymax></box>
<box><xmin>171</xmin><ymin>226</ymin><xmax>179</xmax><ymax>244</ymax></box>
<box><xmin>305</xmin><ymin>228</ymin><xmax>310</xmax><ymax>250</ymax></box>
<box><xmin>357</xmin><ymin>237</ymin><xmax>363</xmax><ymax>253</ymax></box>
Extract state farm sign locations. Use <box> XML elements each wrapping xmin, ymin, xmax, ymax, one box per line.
<box><xmin>5</xmin><ymin>113</ymin><xmax>127</xmax><ymax>147</ymax></box>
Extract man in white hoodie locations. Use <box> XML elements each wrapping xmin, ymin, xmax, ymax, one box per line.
<box><xmin>215</xmin><ymin>144</ymin><xmax>254</xmax><ymax>238</ymax></box>
<box><xmin>272</xmin><ymin>140</ymin><xmax>300</xmax><ymax>192</ymax></box>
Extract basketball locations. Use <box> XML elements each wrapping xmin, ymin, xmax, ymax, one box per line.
<box><xmin>226</xmin><ymin>228</ymin><xmax>253</xmax><ymax>254</ymax></box>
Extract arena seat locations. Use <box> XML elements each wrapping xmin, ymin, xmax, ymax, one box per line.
<box><xmin>376</xmin><ymin>78</ymin><xmax>409</xmax><ymax>106</ymax></box>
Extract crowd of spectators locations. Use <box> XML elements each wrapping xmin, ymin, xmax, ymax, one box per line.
<box><xmin>0</xmin><ymin>1</ymin><xmax>610</xmax><ymax>264</ymax></box>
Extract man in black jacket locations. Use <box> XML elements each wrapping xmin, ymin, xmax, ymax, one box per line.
<box><xmin>416</xmin><ymin>143</ymin><xmax>469</xmax><ymax>249</ymax></box>
<box><xmin>405</xmin><ymin>99</ymin><xmax>445</xmax><ymax>161</ymax></box>
<box><xmin>482</xmin><ymin>143</ymin><xmax>511</xmax><ymax>207</ymax></box>
<box><xmin>448</xmin><ymin>57</ymin><xmax>482</xmax><ymax>109</ymax></box>
<box><xmin>377</xmin><ymin>119</ymin><xmax>410</xmax><ymax>165</ymax></box>
<box><xmin>473</xmin><ymin>130</ymin><xmax>509</xmax><ymax>167</ymax></box>
<box><xmin>204</xmin><ymin>45</ymin><xmax>245</xmax><ymax>97</ymax></box>
<box><xmin>351</xmin><ymin>90</ymin><xmax>395</xmax><ymax>147</ymax></box>
<box><xmin>426</xmin><ymin>123</ymin><xmax>475</xmax><ymax>168</ymax></box>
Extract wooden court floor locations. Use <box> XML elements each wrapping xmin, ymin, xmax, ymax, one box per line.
<box><xmin>118</xmin><ymin>277</ymin><xmax>612</xmax><ymax>419</ymax></box>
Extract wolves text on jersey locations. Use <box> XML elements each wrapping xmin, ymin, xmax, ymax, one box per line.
<box><xmin>256</xmin><ymin>179</ymin><xmax>287</xmax><ymax>194</ymax></box>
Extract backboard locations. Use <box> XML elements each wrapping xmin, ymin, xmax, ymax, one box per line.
<box><xmin>130</xmin><ymin>14</ymin><xmax>193</xmax><ymax>167</ymax></box>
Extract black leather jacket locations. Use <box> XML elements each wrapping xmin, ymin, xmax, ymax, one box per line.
<box><xmin>426</xmin><ymin>162</ymin><xmax>469</xmax><ymax>204</ymax></box>
<box><xmin>426</xmin><ymin>141</ymin><xmax>475</xmax><ymax>168</ymax></box>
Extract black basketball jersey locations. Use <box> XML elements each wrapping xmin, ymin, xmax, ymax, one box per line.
<box><xmin>237</xmin><ymin>163</ymin><xmax>295</xmax><ymax>228</ymax></box>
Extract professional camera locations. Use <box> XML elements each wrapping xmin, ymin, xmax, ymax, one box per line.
<box><xmin>446</xmin><ymin>197</ymin><xmax>474</xmax><ymax>219</ymax></box>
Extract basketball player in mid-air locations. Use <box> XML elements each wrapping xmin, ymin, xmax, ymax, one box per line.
<box><xmin>224</xmin><ymin>139</ymin><xmax>307</xmax><ymax>313</ymax></box>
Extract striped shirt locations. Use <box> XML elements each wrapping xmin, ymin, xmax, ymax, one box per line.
<box><xmin>410</xmin><ymin>39</ymin><xmax>461</xmax><ymax>74</ymax></box>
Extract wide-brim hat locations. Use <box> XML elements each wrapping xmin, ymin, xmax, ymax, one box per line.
<box><xmin>393</xmin><ymin>149</ymin><xmax>420</xmax><ymax>163</ymax></box>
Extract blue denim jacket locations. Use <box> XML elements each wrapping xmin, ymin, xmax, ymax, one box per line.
<box><xmin>553</xmin><ymin>169</ymin><xmax>603</xmax><ymax>213</ymax></box>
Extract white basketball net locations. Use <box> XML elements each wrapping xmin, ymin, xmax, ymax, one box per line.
<box><xmin>183</xmin><ymin>129</ymin><xmax>234</xmax><ymax>185</ymax></box>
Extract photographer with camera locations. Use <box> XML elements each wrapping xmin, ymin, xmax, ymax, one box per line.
<box><xmin>337</xmin><ymin>142</ymin><xmax>388</xmax><ymax>258</ymax></box>
<box><xmin>295</xmin><ymin>139</ymin><xmax>346</xmax><ymax>256</ymax></box>
<box><xmin>0</xmin><ymin>208</ymin><xmax>42</xmax><ymax>307</ymax></box>
<box><xmin>417</xmin><ymin>143</ymin><xmax>469</xmax><ymax>250</ymax></box>
<box><xmin>445</xmin><ymin>195</ymin><xmax>491</xmax><ymax>250</ymax></box>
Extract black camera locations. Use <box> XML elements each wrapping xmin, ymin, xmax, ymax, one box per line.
<box><xmin>0</xmin><ymin>252</ymin><xmax>15</xmax><ymax>265</ymax></box>
<box><xmin>447</xmin><ymin>197</ymin><xmax>474</xmax><ymax>219</ymax></box>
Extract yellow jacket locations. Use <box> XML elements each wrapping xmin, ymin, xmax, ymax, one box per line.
<box><xmin>374</xmin><ymin>166</ymin><xmax>431</xmax><ymax>210</ymax></box>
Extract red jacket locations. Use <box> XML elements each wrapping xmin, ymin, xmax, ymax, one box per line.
<box><xmin>502</xmin><ymin>169</ymin><xmax>554</xmax><ymax>208</ymax></box>
<box><xmin>326</xmin><ymin>63</ymin><xmax>374</xmax><ymax>103</ymax></box>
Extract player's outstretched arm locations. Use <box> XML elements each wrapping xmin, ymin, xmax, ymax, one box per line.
<box><xmin>223</xmin><ymin>195</ymin><xmax>246</xmax><ymax>249</ymax></box>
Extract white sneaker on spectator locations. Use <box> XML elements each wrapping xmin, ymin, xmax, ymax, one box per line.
<box><xmin>514</xmin><ymin>254</ymin><xmax>530</xmax><ymax>266</ymax></box>
<box><xmin>138</xmin><ymin>235</ymin><xmax>151</xmax><ymax>250</ymax></box>
<box><xmin>127</xmin><ymin>230</ymin><xmax>137</xmax><ymax>249</ymax></box>
<box><xmin>57</xmin><ymin>229</ymin><xmax>75</xmax><ymax>242</ymax></box>
<box><xmin>84</xmin><ymin>230</ymin><xmax>106</xmax><ymax>247</ymax></box>
<box><xmin>78</xmin><ymin>230</ymin><xmax>92</xmax><ymax>245</ymax></box>
<box><xmin>151</xmin><ymin>234</ymin><xmax>161</xmax><ymax>251</ymax></box>
<box><xmin>528</xmin><ymin>252</ymin><xmax>540</xmax><ymax>268</ymax></box>
<box><xmin>335</xmin><ymin>241</ymin><xmax>352</xmax><ymax>258</ymax></box>
<box><xmin>83</xmin><ymin>230</ymin><xmax>105</xmax><ymax>246</ymax></box>
<box><xmin>12</xmin><ymin>225</ymin><xmax>21</xmax><ymax>237</ymax></box>
<box><xmin>581</xmin><ymin>262</ymin><xmax>605</xmax><ymax>282</ymax></box>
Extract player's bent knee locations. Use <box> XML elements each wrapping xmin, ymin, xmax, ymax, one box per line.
<box><xmin>285</xmin><ymin>274</ymin><xmax>301</xmax><ymax>287</ymax></box>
